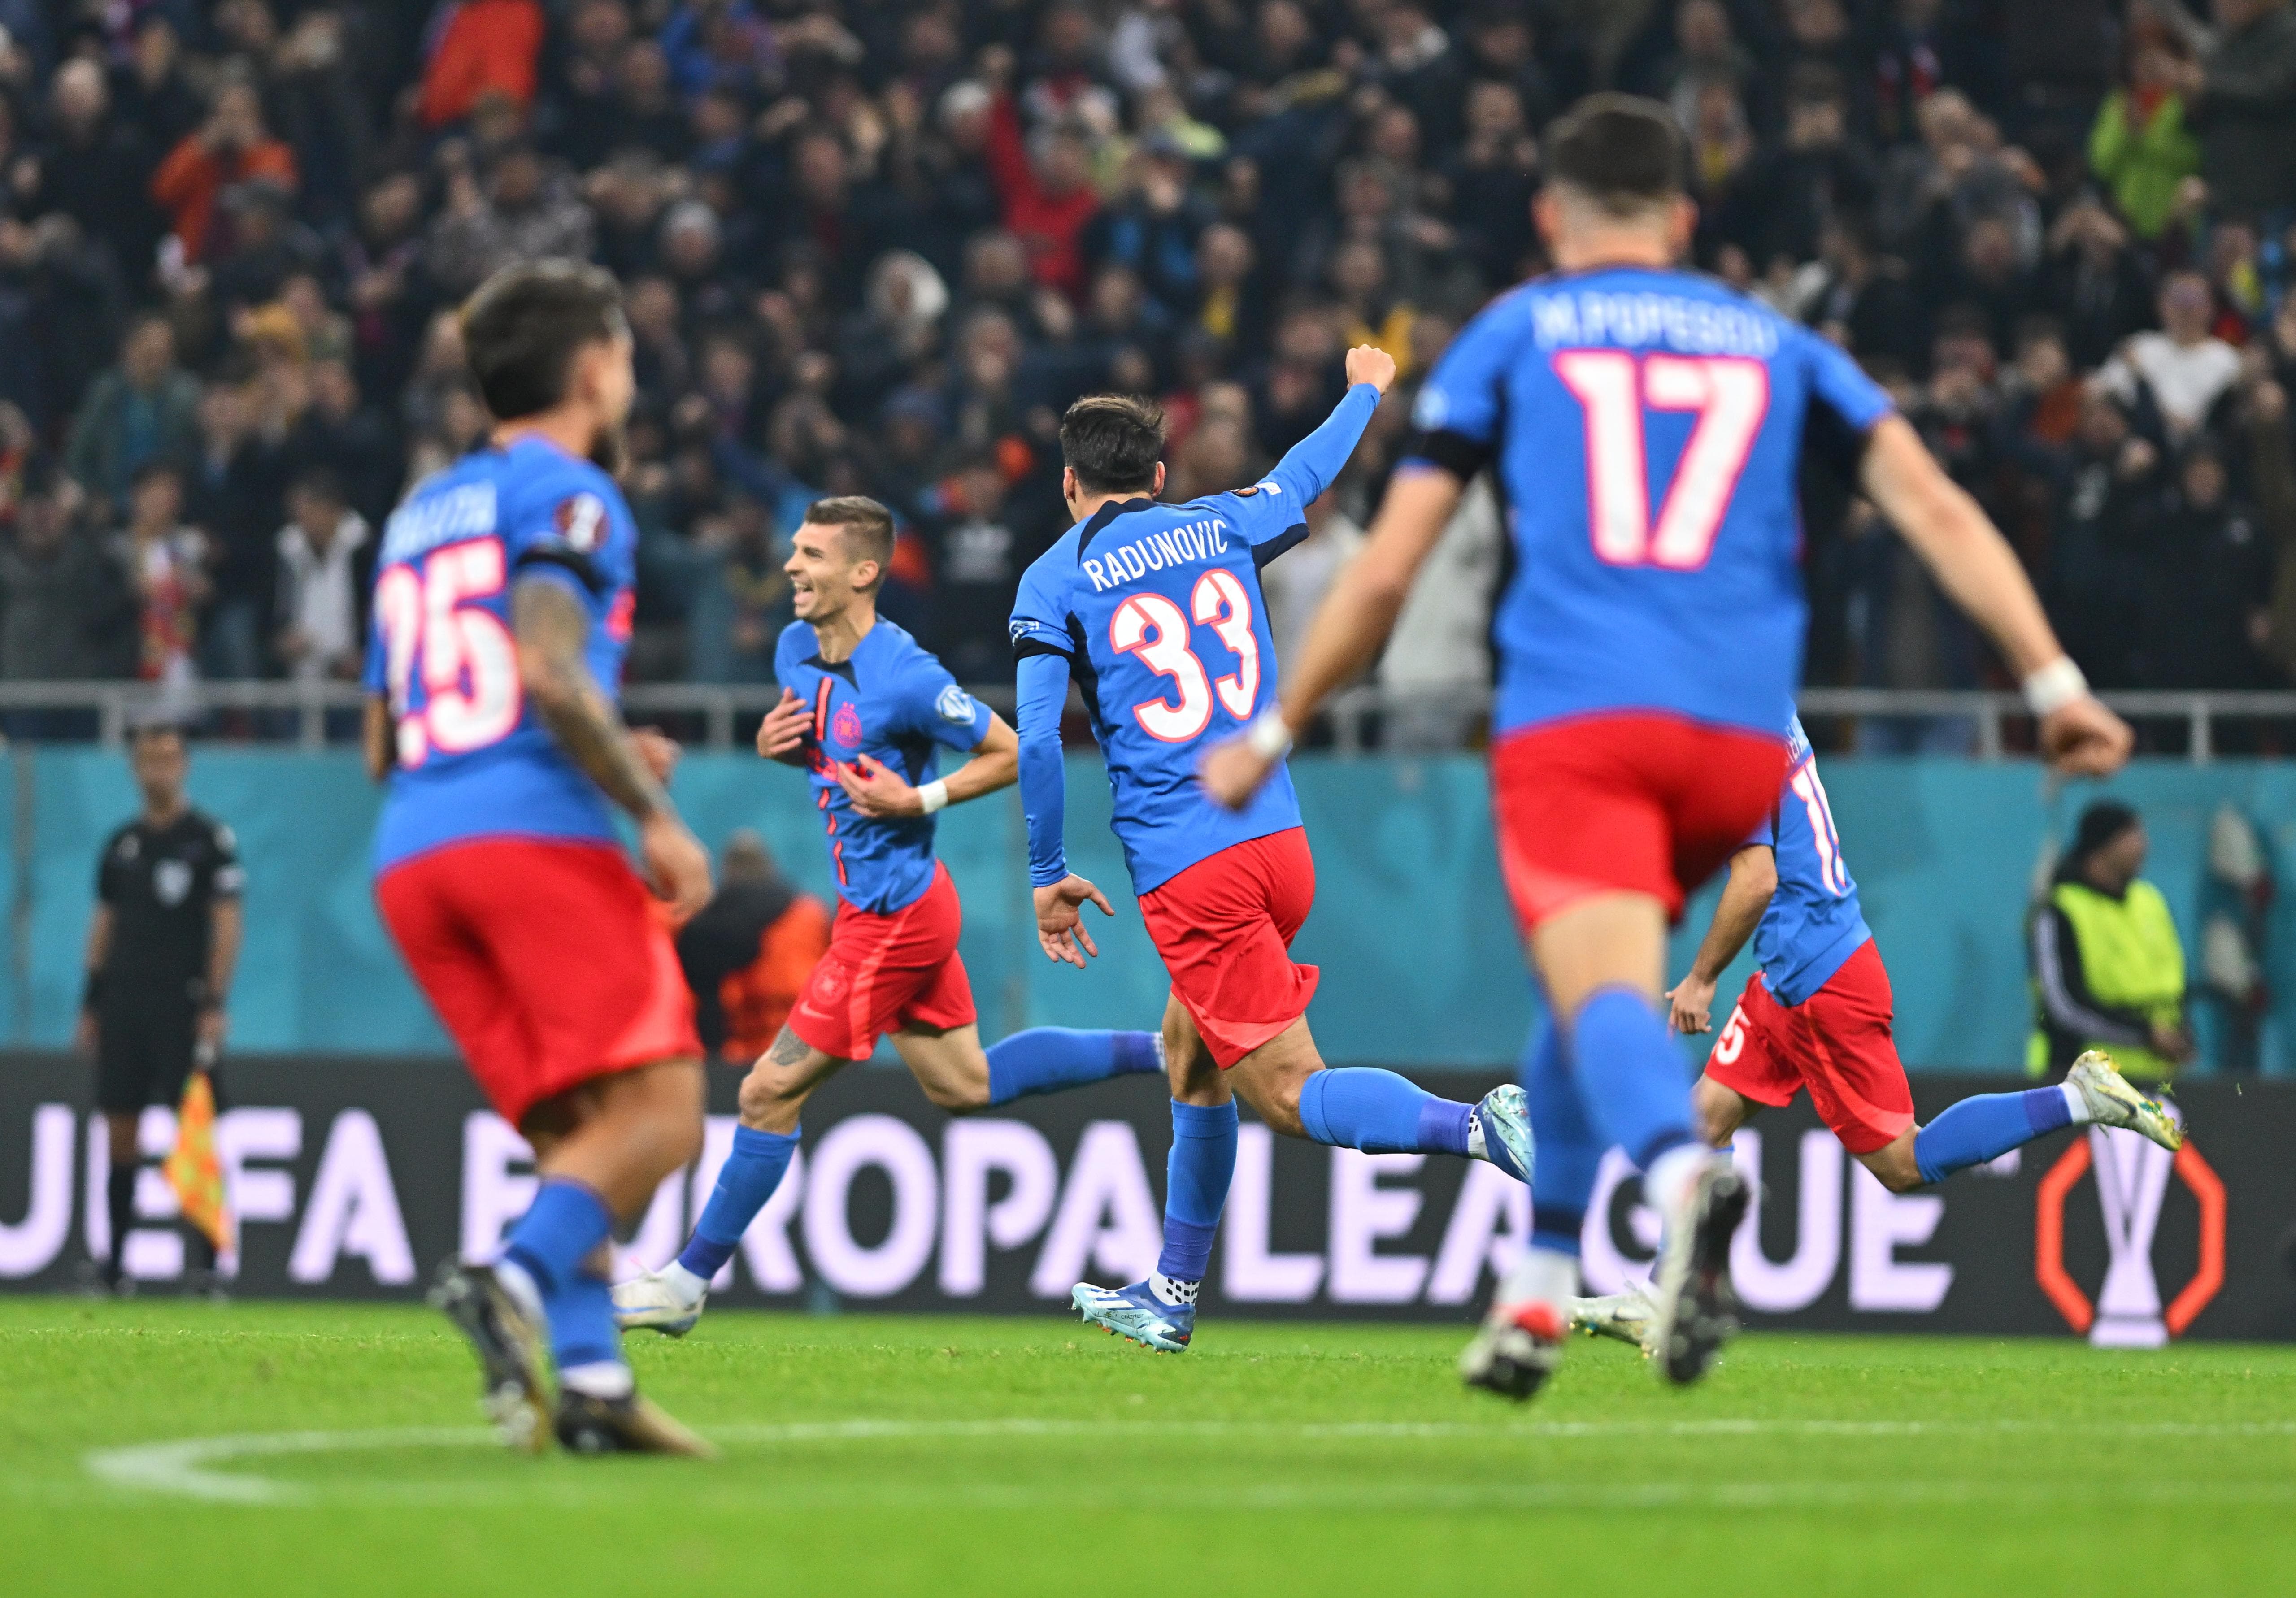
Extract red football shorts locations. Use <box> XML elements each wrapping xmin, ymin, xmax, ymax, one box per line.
<box><xmin>376</xmin><ymin>838</ymin><xmax>701</xmax><ymax>1128</ymax></box>
<box><xmin>786</xmin><ymin>862</ymin><xmax>976</xmax><ymax>1060</ymax></box>
<box><xmin>1137</xmin><ymin>827</ymin><xmax>1318</xmax><ymax>1069</ymax></box>
<box><xmin>1703</xmin><ymin>939</ymin><xmax>1915</xmax><ymax>1155</ymax></box>
<box><xmin>1490</xmin><ymin>712</ymin><xmax>1788</xmax><ymax>929</ymax></box>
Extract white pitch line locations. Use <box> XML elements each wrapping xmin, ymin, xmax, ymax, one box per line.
<box><xmin>85</xmin><ymin>1427</ymin><xmax>493</xmax><ymax>1505</ymax></box>
<box><xmin>78</xmin><ymin>1415</ymin><xmax>2296</xmax><ymax>1507</ymax></box>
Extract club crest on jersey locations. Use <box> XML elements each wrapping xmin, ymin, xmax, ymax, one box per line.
<box><xmin>555</xmin><ymin>493</ymin><xmax>607</xmax><ymax>552</ymax></box>
<box><xmin>936</xmin><ymin>685</ymin><xmax>976</xmax><ymax>725</ymax></box>
<box><xmin>833</xmin><ymin>702</ymin><xmax>865</xmax><ymax>747</ymax></box>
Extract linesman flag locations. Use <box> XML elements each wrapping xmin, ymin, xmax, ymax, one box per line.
<box><xmin>165</xmin><ymin>1068</ymin><xmax>234</xmax><ymax>1253</ymax></box>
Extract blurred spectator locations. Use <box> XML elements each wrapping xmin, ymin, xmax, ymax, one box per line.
<box><xmin>1</xmin><ymin>482</ymin><xmax>126</xmax><ymax>705</ymax></box>
<box><xmin>422</xmin><ymin>139</ymin><xmax>595</xmax><ymax>299</ymax></box>
<box><xmin>1378</xmin><ymin>473</ymin><xmax>1500</xmax><ymax>751</ymax></box>
<box><xmin>273</xmin><ymin>469</ymin><xmax>371</xmax><ymax>684</ymax></box>
<box><xmin>109</xmin><ymin>462</ymin><xmax>208</xmax><ymax>688</ymax></box>
<box><xmin>65</xmin><ymin>315</ymin><xmax>200</xmax><ymax>507</ymax></box>
<box><xmin>149</xmin><ymin>78</ymin><xmax>296</xmax><ymax>267</ymax></box>
<box><xmin>2132</xmin><ymin>434</ymin><xmax>2274</xmax><ymax>689</ymax></box>
<box><xmin>419</xmin><ymin>0</ymin><xmax>547</xmax><ymax>131</ymax></box>
<box><xmin>2170</xmin><ymin>0</ymin><xmax>2296</xmax><ymax>220</ymax></box>
<box><xmin>187</xmin><ymin>376</ymin><xmax>290</xmax><ymax>683</ymax></box>
<box><xmin>34</xmin><ymin>59</ymin><xmax>161</xmax><ymax>289</ymax></box>
<box><xmin>2088</xmin><ymin>28</ymin><xmax>2203</xmax><ymax>241</ymax></box>
<box><xmin>2099</xmin><ymin>269</ymin><xmax>2243</xmax><ymax>442</ymax></box>
<box><xmin>1262</xmin><ymin>488</ymin><xmax>1363</xmax><ymax>686</ymax></box>
<box><xmin>983</xmin><ymin>62</ymin><xmax>1101</xmax><ymax>298</ymax></box>
<box><xmin>675</xmin><ymin>829</ymin><xmax>831</xmax><ymax>1064</ymax></box>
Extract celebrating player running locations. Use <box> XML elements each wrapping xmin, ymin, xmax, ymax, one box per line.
<box><xmin>1200</xmin><ymin>94</ymin><xmax>2134</xmax><ymax>1399</ymax></box>
<box><xmin>365</xmin><ymin>262</ymin><xmax>716</xmax><ymax>1456</ymax></box>
<box><xmin>1010</xmin><ymin>357</ymin><xmax>1534</xmax><ymax>1355</ymax></box>
<box><xmin>613</xmin><ymin>496</ymin><xmax>1165</xmax><ymax>1337</ymax></box>
<box><xmin>1566</xmin><ymin>712</ymin><xmax>2180</xmax><ymax>1349</ymax></box>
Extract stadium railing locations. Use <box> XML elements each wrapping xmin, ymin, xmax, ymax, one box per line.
<box><xmin>2</xmin><ymin>680</ymin><xmax>2294</xmax><ymax>761</ymax></box>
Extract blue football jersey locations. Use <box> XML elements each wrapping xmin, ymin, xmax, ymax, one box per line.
<box><xmin>1406</xmin><ymin>266</ymin><xmax>1893</xmax><ymax>738</ymax></box>
<box><xmin>1010</xmin><ymin>481</ymin><xmax>1317</xmax><ymax>895</ymax></box>
<box><xmin>774</xmin><ymin>617</ymin><xmax>994</xmax><ymax>915</ymax></box>
<box><xmin>1749</xmin><ymin>716</ymin><xmax>1872</xmax><ymax>1005</ymax></box>
<box><xmin>365</xmin><ymin>438</ymin><xmax>637</xmax><ymax>870</ymax></box>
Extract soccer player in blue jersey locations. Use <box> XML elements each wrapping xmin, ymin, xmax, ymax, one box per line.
<box><xmin>1566</xmin><ymin>713</ymin><xmax>2180</xmax><ymax>1347</ymax></box>
<box><xmin>1202</xmin><ymin>96</ymin><xmax>2134</xmax><ymax>1398</ymax></box>
<box><xmin>364</xmin><ymin>262</ymin><xmax>717</xmax><ymax>1455</ymax></box>
<box><xmin>611</xmin><ymin>495</ymin><xmax>1163</xmax><ymax>1336</ymax></box>
<box><xmin>1010</xmin><ymin>352</ymin><xmax>1535</xmax><ymax>1354</ymax></box>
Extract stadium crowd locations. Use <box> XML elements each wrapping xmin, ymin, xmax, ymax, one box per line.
<box><xmin>0</xmin><ymin>0</ymin><xmax>2292</xmax><ymax>742</ymax></box>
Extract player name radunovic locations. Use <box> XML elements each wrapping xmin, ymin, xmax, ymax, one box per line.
<box><xmin>379</xmin><ymin>483</ymin><xmax>499</xmax><ymax>565</ymax></box>
<box><xmin>1082</xmin><ymin>517</ymin><xmax>1232</xmax><ymax>593</ymax></box>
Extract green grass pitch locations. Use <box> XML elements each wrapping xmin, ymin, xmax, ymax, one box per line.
<box><xmin>2</xmin><ymin>1298</ymin><xmax>2289</xmax><ymax>1596</ymax></box>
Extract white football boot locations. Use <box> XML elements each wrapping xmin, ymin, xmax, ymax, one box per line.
<box><xmin>2066</xmin><ymin>1051</ymin><xmax>2183</xmax><ymax>1152</ymax></box>
<box><xmin>612</xmin><ymin>1268</ymin><xmax>706</xmax><ymax>1337</ymax></box>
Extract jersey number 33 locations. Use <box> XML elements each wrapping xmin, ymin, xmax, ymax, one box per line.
<box><xmin>1112</xmin><ymin>567</ymin><xmax>1261</xmax><ymax>742</ymax></box>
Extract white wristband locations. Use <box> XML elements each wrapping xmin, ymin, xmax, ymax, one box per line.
<box><xmin>917</xmin><ymin>779</ymin><xmax>950</xmax><ymax>815</ymax></box>
<box><xmin>2022</xmin><ymin>657</ymin><xmax>2089</xmax><ymax>717</ymax></box>
<box><xmin>1246</xmin><ymin>709</ymin><xmax>1294</xmax><ymax>760</ymax></box>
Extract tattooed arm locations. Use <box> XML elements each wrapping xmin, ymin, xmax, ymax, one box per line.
<box><xmin>512</xmin><ymin>574</ymin><xmax>711</xmax><ymax>915</ymax></box>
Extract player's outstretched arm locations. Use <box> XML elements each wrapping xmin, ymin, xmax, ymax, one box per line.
<box><xmin>1261</xmin><ymin>345</ymin><xmax>1397</xmax><ymax>508</ymax></box>
<box><xmin>1860</xmin><ymin>416</ymin><xmax>2133</xmax><ymax>777</ymax></box>
<box><xmin>1200</xmin><ymin>464</ymin><xmax>1463</xmax><ymax>809</ymax></box>
<box><xmin>835</xmin><ymin>714</ymin><xmax>1019</xmax><ymax>817</ymax></box>
<box><xmin>1665</xmin><ymin>845</ymin><xmax>1776</xmax><ymax>1035</ymax></box>
<box><xmin>512</xmin><ymin>574</ymin><xmax>710</xmax><ymax>916</ymax></box>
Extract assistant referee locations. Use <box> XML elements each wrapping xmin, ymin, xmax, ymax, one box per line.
<box><xmin>75</xmin><ymin>723</ymin><xmax>244</xmax><ymax>1295</ymax></box>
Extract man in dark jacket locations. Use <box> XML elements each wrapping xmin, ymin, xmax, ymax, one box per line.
<box><xmin>675</xmin><ymin>831</ymin><xmax>829</xmax><ymax>1064</ymax></box>
<box><xmin>2175</xmin><ymin>0</ymin><xmax>2296</xmax><ymax>217</ymax></box>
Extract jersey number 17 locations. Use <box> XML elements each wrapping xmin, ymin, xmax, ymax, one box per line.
<box><xmin>1555</xmin><ymin>351</ymin><xmax>1771</xmax><ymax>571</ymax></box>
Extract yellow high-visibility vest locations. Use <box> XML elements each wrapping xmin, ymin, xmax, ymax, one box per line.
<box><xmin>2027</xmin><ymin>878</ymin><xmax>2185</xmax><ymax>1081</ymax></box>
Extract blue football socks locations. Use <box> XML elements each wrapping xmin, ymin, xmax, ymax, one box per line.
<box><xmin>1913</xmin><ymin>1086</ymin><xmax>2080</xmax><ymax>1186</ymax></box>
<box><xmin>1296</xmin><ymin>1068</ymin><xmax>1474</xmax><ymax>1155</ymax></box>
<box><xmin>1156</xmin><ymin>1099</ymin><xmax>1238</xmax><ymax>1285</ymax></box>
<box><xmin>678</xmin><ymin>1125</ymin><xmax>800</xmax><ymax>1280</ymax></box>
<box><xmin>1570</xmin><ymin>987</ymin><xmax>1698</xmax><ymax>1171</ymax></box>
<box><xmin>987</xmin><ymin>1028</ymin><xmax>1161</xmax><ymax>1105</ymax></box>
<box><xmin>1522</xmin><ymin>1019</ymin><xmax>1600</xmax><ymax>1259</ymax></box>
<box><xmin>500</xmin><ymin>1178</ymin><xmax>621</xmax><ymax>1378</ymax></box>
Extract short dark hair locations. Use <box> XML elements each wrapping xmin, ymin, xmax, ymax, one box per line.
<box><xmin>804</xmin><ymin>495</ymin><xmax>894</xmax><ymax>584</ymax></box>
<box><xmin>461</xmin><ymin>261</ymin><xmax>626</xmax><ymax>422</ymax></box>
<box><xmin>1058</xmin><ymin>395</ymin><xmax>1165</xmax><ymax>495</ymax></box>
<box><xmin>1546</xmin><ymin>93</ymin><xmax>1687</xmax><ymax>215</ymax></box>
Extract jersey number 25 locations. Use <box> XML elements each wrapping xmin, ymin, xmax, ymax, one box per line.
<box><xmin>373</xmin><ymin>539</ymin><xmax>522</xmax><ymax>768</ymax></box>
<box><xmin>1555</xmin><ymin>351</ymin><xmax>1770</xmax><ymax>571</ymax></box>
<box><xmin>1110</xmin><ymin>569</ymin><xmax>1261</xmax><ymax>742</ymax></box>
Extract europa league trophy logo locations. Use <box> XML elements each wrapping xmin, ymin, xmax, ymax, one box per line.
<box><xmin>2037</xmin><ymin>1096</ymin><xmax>2225</xmax><ymax>1343</ymax></box>
<box><xmin>2087</xmin><ymin>1109</ymin><xmax>2182</xmax><ymax>1348</ymax></box>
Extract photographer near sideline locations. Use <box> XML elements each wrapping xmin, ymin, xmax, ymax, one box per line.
<box><xmin>75</xmin><ymin>723</ymin><xmax>244</xmax><ymax>1297</ymax></box>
